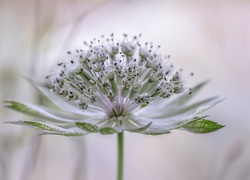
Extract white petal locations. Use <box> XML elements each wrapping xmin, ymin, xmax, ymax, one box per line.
<box><xmin>137</xmin><ymin>96</ymin><xmax>223</xmax><ymax>120</ymax></box>
<box><xmin>27</xmin><ymin>79</ymin><xmax>105</xmax><ymax>116</ymax></box>
<box><xmin>137</xmin><ymin>80</ymin><xmax>210</xmax><ymax>115</ymax></box>
<box><xmin>6</xmin><ymin>120</ymin><xmax>86</xmax><ymax>135</ymax></box>
<box><xmin>5</xmin><ymin>101</ymin><xmax>97</xmax><ymax>122</ymax></box>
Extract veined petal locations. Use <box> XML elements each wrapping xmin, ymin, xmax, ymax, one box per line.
<box><xmin>121</xmin><ymin>117</ymin><xmax>152</xmax><ymax>133</ymax></box>
<box><xmin>5</xmin><ymin>120</ymin><xmax>84</xmax><ymax>133</ymax></box>
<box><xmin>129</xmin><ymin>122</ymin><xmax>152</xmax><ymax>133</ymax></box>
<box><xmin>139</xmin><ymin>96</ymin><xmax>223</xmax><ymax>120</ymax></box>
<box><xmin>4</xmin><ymin>101</ymin><xmax>91</xmax><ymax>123</ymax></box>
<box><xmin>167</xmin><ymin>80</ymin><xmax>210</xmax><ymax>107</ymax></box>
<box><xmin>156</xmin><ymin>116</ymin><xmax>221</xmax><ymax>134</ymax></box>
<box><xmin>27</xmin><ymin>79</ymin><xmax>103</xmax><ymax>116</ymax></box>
<box><xmin>166</xmin><ymin>116</ymin><xmax>208</xmax><ymax>129</ymax></box>
<box><xmin>42</xmin><ymin>132</ymin><xmax>87</xmax><ymax>136</ymax></box>
<box><xmin>139</xmin><ymin>124</ymin><xmax>171</xmax><ymax>135</ymax></box>
<box><xmin>122</xmin><ymin>117</ymin><xmax>169</xmax><ymax>135</ymax></box>
<box><xmin>138</xmin><ymin>116</ymin><xmax>207</xmax><ymax>134</ymax></box>
<box><xmin>98</xmin><ymin>118</ymin><xmax>121</xmax><ymax>134</ymax></box>
<box><xmin>136</xmin><ymin>80</ymin><xmax>210</xmax><ymax>115</ymax></box>
<box><xmin>164</xmin><ymin>97</ymin><xmax>223</xmax><ymax>118</ymax></box>
<box><xmin>42</xmin><ymin>127</ymin><xmax>88</xmax><ymax>136</ymax></box>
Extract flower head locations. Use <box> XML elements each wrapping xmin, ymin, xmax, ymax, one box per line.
<box><xmin>5</xmin><ymin>34</ymin><xmax>224</xmax><ymax>136</ymax></box>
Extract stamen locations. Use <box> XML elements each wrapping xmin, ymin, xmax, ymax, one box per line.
<box><xmin>47</xmin><ymin>34</ymin><xmax>189</xmax><ymax>118</ymax></box>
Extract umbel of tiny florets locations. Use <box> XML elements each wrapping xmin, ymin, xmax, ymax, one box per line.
<box><xmin>5</xmin><ymin>33</ymin><xmax>224</xmax><ymax>136</ymax></box>
<box><xmin>48</xmin><ymin>33</ymin><xmax>188</xmax><ymax>118</ymax></box>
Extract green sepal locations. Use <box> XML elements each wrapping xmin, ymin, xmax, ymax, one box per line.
<box><xmin>129</xmin><ymin>122</ymin><xmax>152</xmax><ymax>133</ymax></box>
<box><xmin>99</xmin><ymin>127</ymin><xmax>117</xmax><ymax>135</ymax></box>
<box><xmin>75</xmin><ymin>122</ymin><xmax>98</xmax><ymax>133</ymax></box>
<box><xmin>179</xmin><ymin>119</ymin><xmax>224</xmax><ymax>134</ymax></box>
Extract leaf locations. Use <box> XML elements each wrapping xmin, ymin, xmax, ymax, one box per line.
<box><xmin>129</xmin><ymin>122</ymin><xmax>152</xmax><ymax>133</ymax></box>
<box><xmin>75</xmin><ymin>122</ymin><xmax>98</xmax><ymax>133</ymax></box>
<box><xmin>179</xmin><ymin>119</ymin><xmax>224</xmax><ymax>134</ymax></box>
<box><xmin>99</xmin><ymin>127</ymin><xmax>117</xmax><ymax>135</ymax></box>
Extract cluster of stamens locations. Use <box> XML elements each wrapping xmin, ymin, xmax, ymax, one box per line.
<box><xmin>47</xmin><ymin>34</ymin><xmax>190</xmax><ymax>118</ymax></box>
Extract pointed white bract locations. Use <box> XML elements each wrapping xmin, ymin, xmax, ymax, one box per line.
<box><xmin>5</xmin><ymin>34</ymin><xmax>224</xmax><ymax>136</ymax></box>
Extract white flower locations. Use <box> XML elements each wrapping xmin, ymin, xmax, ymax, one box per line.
<box><xmin>5</xmin><ymin>34</ymin><xmax>224</xmax><ymax>136</ymax></box>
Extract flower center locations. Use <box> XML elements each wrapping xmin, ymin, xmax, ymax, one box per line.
<box><xmin>47</xmin><ymin>34</ymin><xmax>189</xmax><ymax>117</ymax></box>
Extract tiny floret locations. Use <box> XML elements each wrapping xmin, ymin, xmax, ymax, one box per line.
<box><xmin>5</xmin><ymin>34</ymin><xmax>224</xmax><ymax>136</ymax></box>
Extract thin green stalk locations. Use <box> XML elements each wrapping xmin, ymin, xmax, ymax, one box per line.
<box><xmin>117</xmin><ymin>132</ymin><xmax>124</xmax><ymax>180</ymax></box>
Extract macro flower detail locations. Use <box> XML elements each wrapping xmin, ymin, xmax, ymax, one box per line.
<box><xmin>5</xmin><ymin>34</ymin><xmax>224</xmax><ymax>136</ymax></box>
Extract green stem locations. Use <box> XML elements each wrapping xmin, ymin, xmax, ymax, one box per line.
<box><xmin>117</xmin><ymin>131</ymin><xmax>124</xmax><ymax>180</ymax></box>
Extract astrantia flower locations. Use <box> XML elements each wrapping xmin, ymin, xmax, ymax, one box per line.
<box><xmin>5</xmin><ymin>33</ymin><xmax>224</xmax><ymax>136</ymax></box>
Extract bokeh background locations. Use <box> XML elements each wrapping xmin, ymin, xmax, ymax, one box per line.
<box><xmin>0</xmin><ymin>0</ymin><xmax>250</xmax><ymax>180</ymax></box>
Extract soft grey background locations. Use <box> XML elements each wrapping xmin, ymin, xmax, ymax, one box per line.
<box><xmin>1</xmin><ymin>0</ymin><xmax>249</xmax><ymax>180</ymax></box>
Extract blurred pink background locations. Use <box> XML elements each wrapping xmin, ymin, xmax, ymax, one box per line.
<box><xmin>0</xmin><ymin>0</ymin><xmax>250</xmax><ymax>180</ymax></box>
